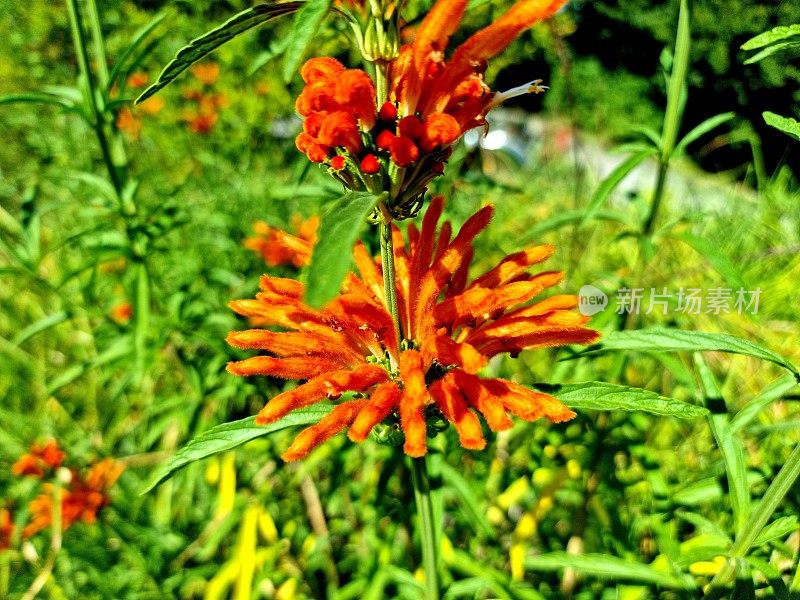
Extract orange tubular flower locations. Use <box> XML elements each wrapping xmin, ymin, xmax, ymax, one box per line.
<box><xmin>227</xmin><ymin>198</ymin><xmax>598</xmax><ymax>461</ymax></box>
<box><xmin>244</xmin><ymin>215</ymin><xmax>320</xmax><ymax>268</ymax></box>
<box><xmin>12</xmin><ymin>440</ymin><xmax>66</xmax><ymax>478</ymax></box>
<box><xmin>391</xmin><ymin>0</ymin><xmax>568</xmax><ymax>131</ymax></box>
<box><xmin>23</xmin><ymin>459</ymin><xmax>123</xmax><ymax>538</ymax></box>
<box><xmin>0</xmin><ymin>509</ymin><xmax>13</xmax><ymax>550</ymax></box>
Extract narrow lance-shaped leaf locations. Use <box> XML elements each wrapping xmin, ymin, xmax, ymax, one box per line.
<box><xmin>741</xmin><ymin>24</ymin><xmax>800</xmax><ymax>51</ymax></box>
<box><xmin>141</xmin><ymin>405</ymin><xmax>334</xmax><ymax>493</ymax></box>
<box><xmin>136</xmin><ymin>2</ymin><xmax>303</xmax><ymax>104</ymax></box>
<box><xmin>730</xmin><ymin>374</ymin><xmax>798</xmax><ymax>433</ymax></box>
<box><xmin>107</xmin><ymin>11</ymin><xmax>167</xmax><ymax>92</ymax></box>
<box><xmin>282</xmin><ymin>0</ymin><xmax>333</xmax><ymax>83</ymax></box>
<box><xmin>538</xmin><ymin>381</ymin><xmax>709</xmax><ymax>418</ymax></box>
<box><xmin>304</xmin><ymin>191</ymin><xmax>384</xmax><ymax>308</ymax></box>
<box><xmin>576</xmin><ymin>328</ymin><xmax>800</xmax><ymax>380</ymax></box>
<box><xmin>675</xmin><ymin>112</ymin><xmax>736</xmax><ymax>155</ymax></box>
<box><xmin>660</xmin><ymin>0</ymin><xmax>691</xmax><ymax>161</ymax></box>
<box><xmin>674</xmin><ymin>231</ymin><xmax>745</xmax><ymax>290</ymax></box>
<box><xmin>744</xmin><ymin>41</ymin><xmax>800</xmax><ymax>65</ymax></box>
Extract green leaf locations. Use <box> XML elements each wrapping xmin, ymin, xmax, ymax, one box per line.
<box><xmin>744</xmin><ymin>41</ymin><xmax>800</xmax><ymax>65</ymax></box>
<box><xmin>282</xmin><ymin>0</ymin><xmax>333</xmax><ymax>83</ymax></box>
<box><xmin>524</xmin><ymin>553</ymin><xmax>694</xmax><ymax>589</ymax></box>
<box><xmin>518</xmin><ymin>209</ymin><xmax>629</xmax><ymax>244</ymax></box>
<box><xmin>661</xmin><ymin>0</ymin><xmax>691</xmax><ymax>160</ymax></box>
<box><xmin>752</xmin><ymin>515</ymin><xmax>798</xmax><ymax>547</ymax></box>
<box><xmin>675</xmin><ymin>112</ymin><xmax>736</xmax><ymax>154</ymax></box>
<box><xmin>741</xmin><ymin>25</ymin><xmax>800</xmax><ymax>50</ymax></box>
<box><xmin>107</xmin><ymin>11</ymin><xmax>167</xmax><ymax>91</ymax></box>
<box><xmin>540</xmin><ymin>381</ymin><xmax>708</xmax><ymax>418</ymax></box>
<box><xmin>673</xmin><ymin>232</ymin><xmax>745</xmax><ymax>289</ymax></box>
<box><xmin>583</xmin><ymin>150</ymin><xmax>654</xmax><ymax>223</ymax></box>
<box><xmin>12</xmin><ymin>311</ymin><xmax>69</xmax><ymax>346</ymax></box>
<box><xmin>0</xmin><ymin>92</ymin><xmax>74</xmax><ymax>109</ymax></box>
<box><xmin>579</xmin><ymin>328</ymin><xmax>800</xmax><ymax>379</ymax></box>
<box><xmin>763</xmin><ymin>112</ymin><xmax>800</xmax><ymax>142</ymax></box>
<box><xmin>136</xmin><ymin>2</ymin><xmax>303</xmax><ymax>104</ymax></box>
<box><xmin>141</xmin><ymin>404</ymin><xmax>334</xmax><ymax>493</ymax></box>
<box><xmin>304</xmin><ymin>191</ymin><xmax>382</xmax><ymax>308</ymax></box>
<box><xmin>694</xmin><ymin>354</ymin><xmax>750</xmax><ymax>536</ymax></box>
<box><xmin>730</xmin><ymin>374</ymin><xmax>798</xmax><ymax>433</ymax></box>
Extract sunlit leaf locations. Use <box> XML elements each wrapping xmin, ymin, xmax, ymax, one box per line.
<box><xmin>282</xmin><ymin>0</ymin><xmax>333</xmax><ymax>83</ymax></box>
<box><xmin>141</xmin><ymin>404</ymin><xmax>334</xmax><ymax>493</ymax></box>
<box><xmin>304</xmin><ymin>191</ymin><xmax>383</xmax><ymax>308</ymax></box>
<box><xmin>540</xmin><ymin>381</ymin><xmax>708</xmax><ymax>418</ymax></box>
<box><xmin>136</xmin><ymin>2</ymin><xmax>303</xmax><ymax>103</ymax></box>
<box><xmin>741</xmin><ymin>24</ymin><xmax>800</xmax><ymax>50</ymax></box>
<box><xmin>763</xmin><ymin>112</ymin><xmax>800</xmax><ymax>142</ymax></box>
<box><xmin>583</xmin><ymin>150</ymin><xmax>654</xmax><ymax>223</ymax></box>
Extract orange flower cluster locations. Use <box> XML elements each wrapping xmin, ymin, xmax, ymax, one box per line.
<box><xmin>244</xmin><ymin>215</ymin><xmax>319</xmax><ymax>268</ymax></box>
<box><xmin>294</xmin><ymin>0</ymin><xmax>566</xmax><ymax>213</ymax></box>
<box><xmin>182</xmin><ymin>62</ymin><xmax>228</xmax><ymax>134</ymax></box>
<box><xmin>23</xmin><ymin>459</ymin><xmax>123</xmax><ymax>538</ymax></box>
<box><xmin>227</xmin><ymin>198</ymin><xmax>598</xmax><ymax>460</ymax></box>
<box><xmin>0</xmin><ymin>508</ymin><xmax>13</xmax><ymax>550</ymax></box>
<box><xmin>11</xmin><ymin>439</ymin><xmax>65</xmax><ymax>477</ymax></box>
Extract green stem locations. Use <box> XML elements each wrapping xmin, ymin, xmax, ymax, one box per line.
<box><xmin>643</xmin><ymin>159</ymin><xmax>669</xmax><ymax>238</ymax></box>
<box><xmin>379</xmin><ymin>219</ymin><xmax>400</xmax><ymax>342</ymax></box>
<box><xmin>375</xmin><ymin>60</ymin><xmax>388</xmax><ymax>107</ymax></box>
<box><xmin>411</xmin><ymin>456</ymin><xmax>440</xmax><ymax>600</ymax></box>
<box><xmin>84</xmin><ymin>0</ymin><xmax>110</xmax><ymax>88</ymax></box>
<box><xmin>66</xmin><ymin>0</ymin><xmax>128</xmax><ymax>199</ymax></box>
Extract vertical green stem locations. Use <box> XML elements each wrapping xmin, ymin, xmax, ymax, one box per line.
<box><xmin>643</xmin><ymin>159</ymin><xmax>669</xmax><ymax>237</ymax></box>
<box><xmin>66</xmin><ymin>0</ymin><xmax>128</xmax><ymax>198</ymax></box>
<box><xmin>411</xmin><ymin>456</ymin><xmax>440</xmax><ymax>600</ymax></box>
<box><xmin>379</xmin><ymin>219</ymin><xmax>400</xmax><ymax>341</ymax></box>
<box><xmin>84</xmin><ymin>0</ymin><xmax>109</xmax><ymax>88</ymax></box>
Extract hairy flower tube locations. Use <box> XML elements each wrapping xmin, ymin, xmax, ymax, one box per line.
<box><xmin>295</xmin><ymin>0</ymin><xmax>567</xmax><ymax>217</ymax></box>
<box><xmin>226</xmin><ymin>198</ymin><xmax>598</xmax><ymax>461</ymax></box>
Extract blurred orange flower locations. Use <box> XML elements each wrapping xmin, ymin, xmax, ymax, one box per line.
<box><xmin>191</xmin><ymin>62</ymin><xmax>220</xmax><ymax>86</ymax></box>
<box><xmin>227</xmin><ymin>198</ymin><xmax>598</xmax><ymax>460</ymax></box>
<box><xmin>0</xmin><ymin>509</ymin><xmax>13</xmax><ymax>550</ymax></box>
<box><xmin>244</xmin><ymin>215</ymin><xmax>319</xmax><ymax>268</ymax></box>
<box><xmin>126</xmin><ymin>71</ymin><xmax>149</xmax><ymax>89</ymax></box>
<box><xmin>23</xmin><ymin>459</ymin><xmax>124</xmax><ymax>538</ymax></box>
<box><xmin>12</xmin><ymin>439</ymin><xmax>66</xmax><ymax>477</ymax></box>
<box><xmin>110</xmin><ymin>302</ymin><xmax>133</xmax><ymax>324</ymax></box>
<box><xmin>116</xmin><ymin>107</ymin><xmax>142</xmax><ymax>140</ymax></box>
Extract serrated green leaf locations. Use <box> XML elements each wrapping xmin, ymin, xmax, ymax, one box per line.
<box><xmin>141</xmin><ymin>404</ymin><xmax>334</xmax><ymax>493</ymax></box>
<box><xmin>579</xmin><ymin>328</ymin><xmax>799</xmax><ymax>379</ymax></box>
<box><xmin>136</xmin><ymin>2</ymin><xmax>302</xmax><ymax>104</ymax></box>
<box><xmin>763</xmin><ymin>112</ymin><xmax>800</xmax><ymax>142</ymax></box>
<box><xmin>524</xmin><ymin>553</ymin><xmax>694</xmax><ymax>589</ymax></box>
<box><xmin>741</xmin><ymin>25</ymin><xmax>800</xmax><ymax>50</ymax></box>
<box><xmin>282</xmin><ymin>0</ymin><xmax>333</xmax><ymax>83</ymax></box>
<box><xmin>540</xmin><ymin>381</ymin><xmax>708</xmax><ymax>418</ymax></box>
<box><xmin>304</xmin><ymin>191</ymin><xmax>382</xmax><ymax>308</ymax></box>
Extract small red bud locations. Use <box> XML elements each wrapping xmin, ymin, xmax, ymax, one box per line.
<box><xmin>330</xmin><ymin>155</ymin><xmax>346</xmax><ymax>170</ymax></box>
<box><xmin>360</xmin><ymin>154</ymin><xmax>381</xmax><ymax>174</ymax></box>
<box><xmin>376</xmin><ymin>130</ymin><xmax>396</xmax><ymax>151</ymax></box>
<box><xmin>398</xmin><ymin>115</ymin><xmax>423</xmax><ymax>140</ymax></box>
<box><xmin>378</xmin><ymin>101</ymin><xmax>398</xmax><ymax>122</ymax></box>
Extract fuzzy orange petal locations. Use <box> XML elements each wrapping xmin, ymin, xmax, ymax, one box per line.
<box><xmin>450</xmin><ymin>370</ymin><xmax>514</xmax><ymax>431</ymax></box>
<box><xmin>226</xmin><ymin>329</ymin><xmax>363</xmax><ymax>364</ymax></box>
<box><xmin>482</xmin><ymin>378</ymin><xmax>576</xmax><ymax>423</ymax></box>
<box><xmin>282</xmin><ymin>399</ymin><xmax>368</xmax><ymax>461</ymax></box>
<box><xmin>227</xmin><ymin>355</ymin><xmax>342</xmax><ymax>380</ymax></box>
<box><xmin>413</xmin><ymin>205</ymin><xmax>493</xmax><ymax>339</ymax></box>
<box><xmin>469</xmin><ymin>245</ymin><xmax>555</xmax><ymax>289</ymax></box>
<box><xmin>430</xmin><ymin>373</ymin><xmax>486</xmax><ymax>450</ymax></box>
<box><xmin>348</xmin><ymin>381</ymin><xmax>402</xmax><ymax>442</ymax></box>
<box><xmin>421</xmin><ymin>334</ymin><xmax>487</xmax><ymax>374</ymax></box>
<box><xmin>354</xmin><ymin>242</ymin><xmax>385</xmax><ymax>301</ymax></box>
<box><xmin>398</xmin><ymin>350</ymin><xmax>430</xmax><ymax>457</ymax></box>
<box><xmin>255</xmin><ymin>364</ymin><xmax>389</xmax><ymax>425</ymax></box>
<box><xmin>467</xmin><ymin>320</ymin><xmax>600</xmax><ymax>357</ymax></box>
